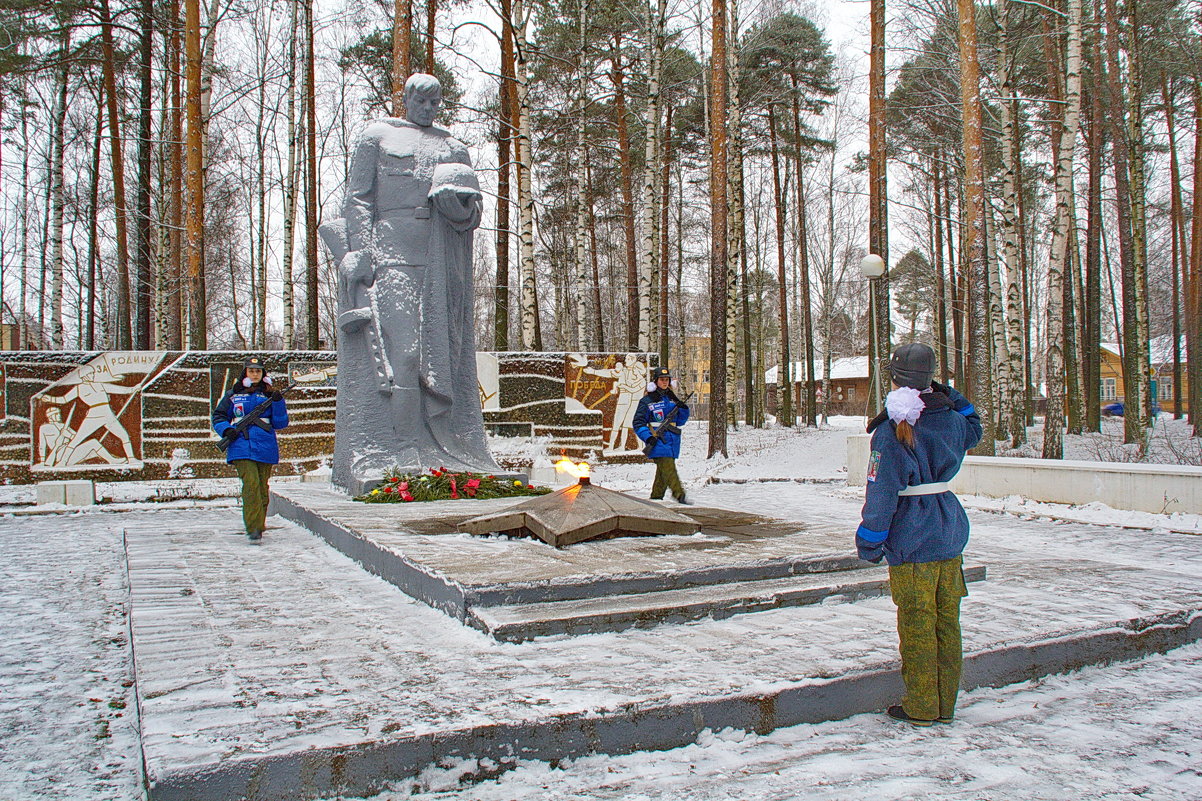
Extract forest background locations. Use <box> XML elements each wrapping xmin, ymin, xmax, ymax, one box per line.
<box><xmin>0</xmin><ymin>0</ymin><xmax>1199</xmax><ymax>459</ymax></box>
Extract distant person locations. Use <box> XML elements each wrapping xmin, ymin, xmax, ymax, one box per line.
<box><xmin>855</xmin><ymin>342</ymin><xmax>982</xmax><ymax>726</ymax></box>
<box><xmin>633</xmin><ymin>366</ymin><xmax>692</xmax><ymax>505</ymax></box>
<box><xmin>212</xmin><ymin>357</ymin><xmax>289</xmax><ymax>543</ymax></box>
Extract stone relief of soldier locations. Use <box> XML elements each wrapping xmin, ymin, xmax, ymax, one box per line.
<box><xmin>35</xmin><ymin>362</ymin><xmax>141</xmax><ymax>468</ymax></box>
<box><xmin>320</xmin><ymin>73</ymin><xmax>499</xmax><ymax>491</ymax></box>
<box><xmin>569</xmin><ymin>353</ymin><xmax>648</xmax><ymax>453</ymax></box>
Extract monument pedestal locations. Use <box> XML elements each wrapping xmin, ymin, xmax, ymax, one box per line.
<box><xmin>270</xmin><ymin>482</ymin><xmax>985</xmax><ymax>642</ymax></box>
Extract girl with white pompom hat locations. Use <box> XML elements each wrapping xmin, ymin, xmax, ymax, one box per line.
<box><xmin>855</xmin><ymin>342</ymin><xmax>982</xmax><ymax>727</ymax></box>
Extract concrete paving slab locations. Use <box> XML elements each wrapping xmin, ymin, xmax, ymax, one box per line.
<box><xmin>125</xmin><ymin>484</ymin><xmax>1202</xmax><ymax>801</ymax></box>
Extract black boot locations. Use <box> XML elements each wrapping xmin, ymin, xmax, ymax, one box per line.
<box><xmin>886</xmin><ymin>705</ymin><xmax>934</xmax><ymax>727</ymax></box>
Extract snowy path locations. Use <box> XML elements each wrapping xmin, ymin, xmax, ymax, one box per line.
<box><xmin>0</xmin><ymin>513</ymin><xmax>141</xmax><ymax>800</ymax></box>
<box><xmin>393</xmin><ymin>641</ymin><xmax>1202</xmax><ymax>800</ymax></box>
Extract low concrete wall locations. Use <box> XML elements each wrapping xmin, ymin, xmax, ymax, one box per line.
<box><xmin>845</xmin><ymin>433</ymin><xmax>1202</xmax><ymax>515</ymax></box>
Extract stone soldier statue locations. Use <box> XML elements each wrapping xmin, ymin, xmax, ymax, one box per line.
<box><xmin>321</xmin><ymin>73</ymin><xmax>499</xmax><ymax>492</ymax></box>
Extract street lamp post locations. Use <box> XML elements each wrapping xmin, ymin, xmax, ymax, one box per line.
<box><xmin>861</xmin><ymin>253</ymin><xmax>888</xmax><ymax>417</ymax></box>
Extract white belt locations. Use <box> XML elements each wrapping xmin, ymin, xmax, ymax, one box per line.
<box><xmin>898</xmin><ymin>481</ymin><xmax>951</xmax><ymax>496</ymax></box>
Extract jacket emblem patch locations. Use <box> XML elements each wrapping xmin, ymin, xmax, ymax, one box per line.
<box><xmin>867</xmin><ymin>450</ymin><xmax>881</xmax><ymax>482</ymax></box>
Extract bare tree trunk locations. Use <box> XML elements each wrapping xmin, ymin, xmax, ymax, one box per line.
<box><xmin>998</xmin><ymin>0</ymin><xmax>1026</xmax><ymax>446</ymax></box>
<box><xmin>86</xmin><ymin>86</ymin><xmax>104</xmax><ymax>350</ymax></box>
<box><xmin>1041</xmin><ymin>0</ymin><xmax>1082</xmax><ymax>458</ymax></box>
<box><xmin>589</xmin><ymin>162</ymin><xmax>605</xmax><ymax>349</ymax></box>
<box><xmin>425</xmin><ymin>0</ymin><xmax>436</xmax><ymax>72</ymax></box>
<box><xmin>392</xmin><ymin>0</ymin><xmax>411</xmax><ymax>114</ymax></box>
<box><xmin>252</xmin><ymin>7</ymin><xmax>271</xmax><ymax>348</ymax></box>
<box><xmin>1189</xmin><ymin>81</ymin><xmax>1202</xmax><ymax>433</ymax></box>
<box><xmin>659</xmin><ymin>103</ymin><xmax>672</xmax><ymax>367</ymax></box>
<box><xmin>184</xmin><ymin>0</ymin><xmax>207</xmax><ymax>347</ymax></box>
<box><xmin>867</xmin><ymin>0</ymin><xmax>889</xmax><ymax>417</ymax></box>
<box><xmin>724</xmin><ymin>0</ymin><xmax>742</xmax><ymax>422</ymax></box>
<box><xmin>49</xmin><ymin>51</ymin><xmax>68</xmax><ymax>349</ymax></box>
<box><xmin>932</xmin><ymin>158</ymin><xmax>950</xmax><ymax>386</ymax></box>
<box><xmin>167</xmin><ymin>1</ymin><xmax>184</xmax><ymax>349</ymax></box>
<box><xmin>304</xmin><ymin>0</ymin><xmax>320</xmax><ymax>348</ymax></box>
<box><xmin>1104</xmin><ymin>0</ymin><xmax>1148</xmax><ymax>447</ymax></box>
<box><xmin>99</xmin><ymin>0</ymin><xmax>134</xmax><ymax>348</ymax></box>
<box><xmin>789</xmin><ymin>80</ymin><xmax>815</xmax><ymax>426</ymax></box>
<box><xmin>768</xmin><ymin>104</ymin><xmax>792</xmax><ymax>427</ymax></box>
<box><xmin>1083</xmin><ymin>18</ymin><xmax>1105</xmax><ymax>431</ymax></box>
<box><xmin>134</xmin><ymin>0</ymin><xmax>155</xmax><ymax>348</ymax></box>
<box><xmin>1125</xmin><ymin>2</ymin><xmax>1152</xmax><ymax>425</ymax></box>
<box><xmin>494</xmin><ymin>0</ymin><xmax>515</xmax><ymax>350</ymax></box>
<box><xmin>708</xmin><ymin>0</ymin><xmax>728</xmax><ymax>457</ymax></box>
<box><xmin>281</xmin><ymin>0</ymin><xmax>299</xmax><ymax>347</ymax></box>
<box><xmin>513</xmin><ymin>0</ymin><xmax>538</xmax><ymax>349</ymax></box>
<box><xmin>957</xmin><ymin>0</ymin><xmax>995</xmax><ymax>454</ymax></box>
<box><xmin>639</xmin><ymin>0</ymin><xmax>666</xmax><ymax>354</ymax></box>
<box><xmin>1162</xmin><ymin>74</ymin><xmax>1185</xmax><ymax>420</ymax></box>
<box><xmin>945</xmin><ymin>160</ymin><xmax>964</xmax><ymax>386</ymax></box>
<box><xmin>573</xmin><ymin>0</ymin><xmax>591</xmax><ymax>349</ymax></box>
<box><xmin>611</xmin><ymin>38</ymin><xmax>639</xmax><ymax>350</ymax></box>
<box><xmin>18</xmin><ymin>72</ymin><xmax>31</xmax><ymax>347</ymax></box>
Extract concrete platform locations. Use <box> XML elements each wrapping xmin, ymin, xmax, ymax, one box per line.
<box><xmin>125</xmin><ymin>484</ymin><xmax>1202</xmax><ymax>801</ymax></box>
<box><xmin>269</xmin><ymin>481</ymin><xmax>953</xmax><ymax>640</ymax></box>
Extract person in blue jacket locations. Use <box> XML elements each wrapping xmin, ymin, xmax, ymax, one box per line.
<box><xmin>633</xmin><ymin>366</ymin><xmax>692</xmax><ymax>504</ymax></box>
<box><xmin>855</xmin><ymin>342</ymin><xmax>982</xmax><ymax>726</ymax></box>
<box><xmin>212</xmin><ymin>356</ymin><xmax>289</xmax><ymax>542</ymax></box>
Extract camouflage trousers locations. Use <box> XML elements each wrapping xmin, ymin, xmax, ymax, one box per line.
<box><xmin>233</xmin><ymin>460</ymin><xmax>274</xmax><ymax>534</ymax></box>
<box><xmin>889</xmin><ymin>555</ymin><xmax>968</xmax><ymax>721</ymax></box>
<box><xmin>650</xmin><ymin>457</ymin><xmax>685</xmax><ymax>500</ymax></box>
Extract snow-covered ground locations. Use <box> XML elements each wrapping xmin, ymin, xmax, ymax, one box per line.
<box><xmin>373</xmin><ymin>641</ymin><xmax>1202</xmax><ymax>800</ymax></box>
<box><xmin>1</xmin><ymin>419</ymin><xmax>1201</xmax><ymax>801</ymax></box>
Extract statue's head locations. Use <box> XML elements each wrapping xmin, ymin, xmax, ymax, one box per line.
<box><xmin>404</xmin><ymin>73</ymin><xmax>443</xmax><ymax>127</ymax></box>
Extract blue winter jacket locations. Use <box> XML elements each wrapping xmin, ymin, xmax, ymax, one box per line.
<box><xmin>633</xmin><ymin>390</ymin><xmax>690</xmax><ymax>459</ymax></box>
<box><xmin>855</xmin><ymin>384</ymin><xmax>982</xmax><ymax>566</ymax></box>
<box><xmin>211</xmin><ymin>384</ymin><xmax>289</xmax><ymax>464</ymax></box>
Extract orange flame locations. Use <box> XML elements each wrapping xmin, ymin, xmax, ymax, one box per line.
<box><xmin>553</xmin><ymin>458</ymin><xmax>591</xmax><ymax>479</ymax></box>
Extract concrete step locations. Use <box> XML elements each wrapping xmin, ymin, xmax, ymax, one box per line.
<box><xmin>471</xmin><ymin>564</ymin><xmax>988</xmax><ymax>642</ymax></box>
<box><xmin>464</xmin><ymin>552</ymin><xmax>871</xmax><ymax>606</ymax></box>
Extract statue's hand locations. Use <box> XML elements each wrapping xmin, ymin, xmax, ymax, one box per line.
<box><xmin>430</xmin><ymin>186</ymin><xmax>481</xmax><ymax>222</ymax></box>
<box><xmin>340</xmin><ymin>250</ymin><xmax>374</xmax><ymax>288</ymax></box>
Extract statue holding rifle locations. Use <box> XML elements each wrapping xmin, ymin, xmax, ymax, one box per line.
<box><xmin>321</xmin><ymin>73</ymin><xmax>499</xmax><ymax>492</ymax></box>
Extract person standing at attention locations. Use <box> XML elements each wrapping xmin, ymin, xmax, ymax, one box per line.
<box><xmin>633</xmin><ymin>366</ymin><xmax>692</xmax><ymax>505</ymax></box>
<box><xmin>855</xmin><ymin>342</ymin><xmax>982</xmax><ymax>726</ymax></box>
<box><xmin>212</xmin><ymin>356</ymin><xmax>289</xmax><ymax>543</ymax></box>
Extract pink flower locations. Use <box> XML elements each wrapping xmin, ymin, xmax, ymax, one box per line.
<box><xmin>397</xmin><ymin>481</ymin><xmax>409</xmax><ymax>492</ymax></box>
<box><xmin>450</xmin><ymin>478</ymin><xmax>459</xmax><ymax>500</ymax></box>
<box><xmin>400</xmin><ymin>490</ymin><xmax>413</xmax><ymax>502</ymax></box>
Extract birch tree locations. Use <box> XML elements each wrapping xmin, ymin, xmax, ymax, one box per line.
<box><xmin>955</xmin><ymin>0</ymin><xmax>994</xmax><ymax>453</ymax></box>
<box><xmin>1042</xmin><ymin>0</ymin><xmax>1082</xmax><ymax>459</ymax></box>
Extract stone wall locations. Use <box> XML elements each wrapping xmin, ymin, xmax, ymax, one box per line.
<box><xmin>0</xmin><ymin>350</ymin><xmax>653</xmax><ymax>483</ymax></box>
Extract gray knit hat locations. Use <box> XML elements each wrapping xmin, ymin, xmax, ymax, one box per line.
<box><xmin>888</xmin><ymin>342</ymin><xmax>936</xmax><ymax>389</ymax></box>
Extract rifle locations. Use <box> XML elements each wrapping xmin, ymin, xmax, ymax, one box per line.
<box><xmin>216</xmin><ymin>381</ymin><xmax>296</xmax><ymax>453</ymax></box>
<box><xmin>642</xmin><ymin>390</ymin><xmax>695</xmax><ymax>457</ymax></box>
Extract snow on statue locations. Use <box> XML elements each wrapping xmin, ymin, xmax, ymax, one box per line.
<box><xmin>320</xmin><ymin>73</ymin><xmax>500</xmax><ymax>493</ymax></box>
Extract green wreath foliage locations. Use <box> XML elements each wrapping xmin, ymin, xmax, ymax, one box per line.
<box><xmin>356</xmin><ymin>468</ymin><xmax>551</xmax><ymax>503</ymax></box>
